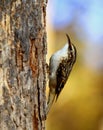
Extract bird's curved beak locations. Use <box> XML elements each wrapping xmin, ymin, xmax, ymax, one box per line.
<box><xmin>66</xmin><ymin>34</ymin><xmax>72</xmax><ymax>50</ymax></box>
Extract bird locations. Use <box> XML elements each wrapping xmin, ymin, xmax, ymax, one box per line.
<box><xmin>46</xmin><ymin>34</ymin><xmax>77</xmax><ymax>114</ymax></box>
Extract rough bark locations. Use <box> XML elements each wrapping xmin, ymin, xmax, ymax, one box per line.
<box><xmin>0</xmin><ymin>0</ymin><xmax>47</xmax><ymax>130</ymax></box>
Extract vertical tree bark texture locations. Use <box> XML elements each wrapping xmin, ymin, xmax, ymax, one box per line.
<box><xmin>0</xmin><ymin>0</ymin><xmax>47</xmax><ymax>130</ymax></box>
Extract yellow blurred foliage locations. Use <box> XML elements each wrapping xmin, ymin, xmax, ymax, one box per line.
<box><xmin>46</xmin><ymin>30</ymin><xmax>103</xmax><ymax>130</ymax></box>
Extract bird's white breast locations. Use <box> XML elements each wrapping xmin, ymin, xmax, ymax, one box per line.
<box><xmin>49</xmin><ymin>43</ymin><xmax>68</xmax><ymax>77</ymax></box>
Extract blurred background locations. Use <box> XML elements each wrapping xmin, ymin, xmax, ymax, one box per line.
<box><xmin>46</xmin><ymin>0</ymin><xmax>103</xmax><ymax>130</ymax></box>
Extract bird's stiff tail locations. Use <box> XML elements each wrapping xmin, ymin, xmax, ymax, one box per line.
<box><xmin>46</xmin><ymin>88</ymin><xmax>55</xmax><ymax>115</ymax></box>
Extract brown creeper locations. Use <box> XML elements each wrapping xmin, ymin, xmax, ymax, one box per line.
<box><xmin>46</xmin><ymin>34</ymin><xmax>77</xmax><ymax>114</ymax></box>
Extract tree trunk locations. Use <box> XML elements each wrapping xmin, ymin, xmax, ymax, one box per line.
<box><xmin>0</xmin><ymin>0</ymin><xmax>47</xmax><ymax>130</ymax></box>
